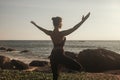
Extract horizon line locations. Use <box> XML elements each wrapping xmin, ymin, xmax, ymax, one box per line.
<box><xmin>0</xmin><ymin>39</ymin><xmax>120</xmax><ymax>41</ymax></box>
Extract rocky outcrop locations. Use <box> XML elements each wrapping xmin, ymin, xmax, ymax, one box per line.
<box><xmin>0</xmin><ymin>47</ymin><xmax>6</xmax><ymax>51</ymax></box>
<box><xmin>29</xmin><ymin>60</ymin><xmax>48</xmax><ymax>67</ymax></box>
<box><xmin>77</xmin><ymin>48</ymin><xmax>120</xmax><ymax>72</ymax></box>
<box><xmin>0</xmin><ymin>47</ymin><xmax>16</xmax><ymax>52</ymax></box>
<box><xmin>20</xmin><ymin>50</ymin><xmax>30</xmax><ymax>53</ymax></box>
<box><xmin>11</xmin><ymin>59</ymin><xmax>29</xmax><ymax>70</ymax></box>
<box><xmin>6</xmin><ymin>48</ymin><xmax>16</xmax><ymax>52</ymax></box>
<box><xmin>0</xmin><ymin>55</ymin><xmax>13</xmax><ymax>69</ymax></box>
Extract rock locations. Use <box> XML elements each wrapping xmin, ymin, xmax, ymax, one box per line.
<box><xmin>29</xmin><ymin>60</ymin><xmax>48</xmax><ymax>67</ymax></box>
<box><xmin>3</xmin><ymin>62</ymin><xmax>14</xmax><ymax>69</ymax></box>
<box><xmin>20</xmin><ymin>50</ymin><xmax>30</xmax><ymax>53</ymax></box>
<box><xmin>0</xmin><ymin>55</ymin><xmax>13</xmax><ymax>69</ymax></box>
<box><xmin>0</xmin><ymin>47</ymin><xmax>6</xmax><ymax>51</ymax></box>
<box><xmin>11</xmin><ymin>59</ymin><xmax>29</xmax><ymax>70</ymax></box>
<box><xmin>6</xmin><ymin>48</ymin><xmax>16</xmax><ymax>52</ymax></box>
<box><xmin>77</xmin><ymin>48</ymin><xmax>120</xmax><ymax>72</ymax></box>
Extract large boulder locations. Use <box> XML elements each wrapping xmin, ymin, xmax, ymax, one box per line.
<box><xmin>11</xmin><ymin>59</ymin><xmax>29</xmax><ymax>70</ymax></box>
<box><xmin>77</xmin><ymin>48</ymin><xmax>120</xmax><ymax>72</ymax></box>
<box><xmin>29</xmin><ymin>60</ymin><xmax>48</xmax><ymax>67</ymax></box>
<box><xmin>0</xmin><ymin>55</ymin><xmax>13</xmax><ymax>69</ymax></box>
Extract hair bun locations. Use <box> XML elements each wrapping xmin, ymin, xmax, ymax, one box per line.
<box><xmin>52</xmin><ymin>16</ymin><xmax>62</xmax><ymax>22</ymax></box>
<box><xmin>52</xmin><ymin>17</ymin><xmax>55</xmax><ymax>21</ymax></box>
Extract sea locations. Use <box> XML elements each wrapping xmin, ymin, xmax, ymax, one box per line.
<box><xmin>0</xmin><ymin>40</ymin><xmax>120</xmax><ymax>64</ymax></box>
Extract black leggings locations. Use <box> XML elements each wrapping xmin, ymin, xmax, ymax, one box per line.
<box><xmin>50</xmin><ymin>49</ymin><xmax>82</xmax><ymax>80</ymax></box>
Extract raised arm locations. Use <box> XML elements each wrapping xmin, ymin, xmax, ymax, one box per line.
<box><xmin>30</xmin><ymin>21</ymin><xmax>52</xmax><ymax>35</ymax></box>
<box><xmin>61</xmin><ymin>12</ymin><xmax>90</xmax><ymax>36</ymax></box>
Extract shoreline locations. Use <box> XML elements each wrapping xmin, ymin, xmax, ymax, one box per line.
<box><xmin>0</xmin><ymin>51</ymin><xmax>50</xmax><ymax>64</ymax></box>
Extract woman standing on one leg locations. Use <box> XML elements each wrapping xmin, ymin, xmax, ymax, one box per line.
<box><xmin>31</xmin><ymin>12</ymin><xmax>90</xmax><ymax>80</ymax></box>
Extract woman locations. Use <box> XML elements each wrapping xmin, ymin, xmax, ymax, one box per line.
<box><xmin>31</xmin><ymin>12</ymin><xmax>90</xmax><ymax>80</ymax></box>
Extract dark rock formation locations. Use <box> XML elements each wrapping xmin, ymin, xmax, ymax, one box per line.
<box><xmin>77</xmin><ymin>48</ymin><xmax>120</xmax><ymax>72</ymax></box>
<box><xmin>20</xmin><ymin>50</ymin><xmax>30</xmax><ymax>53</ymax></box>
<box><xmin>11</xmin><ymin>59</ymin><xmax>29</xmax><ymax>70</ymax></box>
<box><xmin>0</xmin><ymin>47</ymin><xmax>6</xmax><ymax>51</ymax></box>
<box><xmin>6</xmin><ymin>48</ymin><xmax>16</xmax><ymax>52</ymax></box>
<box><xmin>0</xmin><ymin>55</ymin><xmax>13</xmax><ymax>69</ymax></box>
<box><xmin>29</xmin><ymin>60</ymin><xmax>48</xmax><ymax>67</ymax></box>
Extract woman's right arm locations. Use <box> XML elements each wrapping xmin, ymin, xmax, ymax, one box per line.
<box><xmin>31</xmin><ymin>21</ymin><xmax>52</xmax><ymax>35</ymax></box>
<box><xmin>61</xmin><ymin>12</ymin><xmax>90</xmax><ymax>36</ymax></box>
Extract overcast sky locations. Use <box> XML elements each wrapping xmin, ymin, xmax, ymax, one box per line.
<box><xmin>0</xmin><ymin>0</ymin><xmax>120</xmax><ymax>40</ymax></box>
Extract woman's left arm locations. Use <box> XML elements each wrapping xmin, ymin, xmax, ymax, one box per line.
<box><xmin>61</xmin><ymin>12</ymin><xmax>90</xmax><ymax>36</ymax></box>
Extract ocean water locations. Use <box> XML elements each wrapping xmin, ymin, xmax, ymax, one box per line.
<box><xmin>0</xmin><ymin>40</ymin><xmax>120</xmax><ymax>63</ymax></box>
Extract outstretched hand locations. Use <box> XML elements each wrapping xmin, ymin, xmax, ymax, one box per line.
<box><xmin>81</xmin><ymin>12</ymin><xmax>90</xmax><ymax>22</ymax></box>
<box><xmin>30</xmin><ymin>21</ymin><xmax>36</xmax><ymax>25</ymax></box>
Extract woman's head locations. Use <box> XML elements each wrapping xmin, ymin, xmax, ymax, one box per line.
<box><xmin>52</xmin><ymin>17</ymin><xmax>62</xmax><ymax>29</ymax></box>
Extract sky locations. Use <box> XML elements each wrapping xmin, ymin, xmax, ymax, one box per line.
<box><xmin>0</xmin><ymin>0</ymin><xmax>120</xmax><ymax>40</ymax></box>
